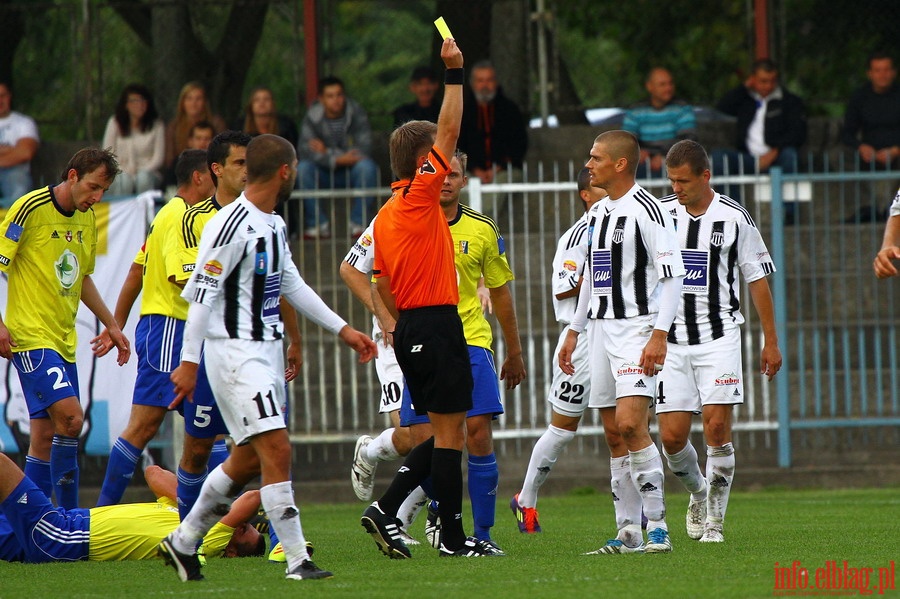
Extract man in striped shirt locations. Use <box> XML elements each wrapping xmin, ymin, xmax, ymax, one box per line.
<box><xmin>160</xmin><ymin>134</ymin><xmax>376</xmax><ymax>582</ymax></box>
<box><xmin>560</xmin><ymin>130</ymin><xmax>685</xmax><ymax>554</ymax></box>
<box><xmin>511</xmin><ymin>167</ymin><xmax>605</xmax><ymax>532</ymax></box>
<box><xmin>657</xmin><ymin>140</ymin><xmax>781</xmax><ymax>543</ymax></box>
<box><xmin>873</xmin><ymin>186</ymin><xmax>900</xmax><ymax>278</ymax></box>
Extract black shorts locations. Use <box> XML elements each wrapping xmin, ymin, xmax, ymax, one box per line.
<box><xmin>394</xmin><ymin>304</ymin><xmax>473</xmax><ymax>415</ymax></box>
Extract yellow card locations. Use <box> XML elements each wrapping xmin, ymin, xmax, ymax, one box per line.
<box><xmin>434</xmin><ymin>16</ymin><xmax>453</xmax><ymax>40</ymax></box>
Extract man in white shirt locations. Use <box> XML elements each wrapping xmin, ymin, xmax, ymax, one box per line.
<box><xmin>0</xmin><ymin>81</ymin><xmax>40</xmax><ymax>208</ymax></box>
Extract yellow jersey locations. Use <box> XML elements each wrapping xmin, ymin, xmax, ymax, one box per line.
<box><xmin>134</xmin><ymin>196</ymin><xmax>190</xmax><ymax>319</ymax></box>
<box><xmin>0</xmin><ymin>186</ymin><xmax>97</xmax><ymax>362</ymax></box>
<box><xmin>88</xmin><ymin>497</ymin><xmax>232</xmax><ymax>561</ymax></box>
<box><xmin>449</xmin><ymin>204</ymin><xmax>514</xmax><ymax>350</ymax></box>
<box><xmin>177</xmin><ymin>196</ymin><xmax>220</xmax><ymax>284</ymax></box>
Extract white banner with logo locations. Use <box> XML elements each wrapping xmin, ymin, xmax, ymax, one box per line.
<box><xmin>0</xmin><ymin>191</ymin><xmax>155</xmax><ymax>455</ymax></box>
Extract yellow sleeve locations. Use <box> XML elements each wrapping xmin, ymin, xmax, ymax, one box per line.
<box><xmin>199</xmin><ymin>522</ymin><xmax>235</xmax><ymax>559</ymax></box>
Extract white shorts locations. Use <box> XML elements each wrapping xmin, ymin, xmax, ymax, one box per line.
<box><xmin>548</xmin><ymin>323</ymin><xmax>596</xmax><ymax>417</ymax></box>
<box><xmin>373</xmin><ymin>333</ymin><xmax>404</xmax><ymax>414</ymax></box>
<box><xmin>588</xmin><ymin>314</ymin><xmax>658</xmax><ymax>408</ymax></box>
<box><xmin>655</xmin><ymin>327</ymin><xmax>744</xmax><ymax>414</ymax></box>
<box><xmin>203</xmin><ymin>338</ymin><xmax>286</xmax><ymax>446</ymax></box>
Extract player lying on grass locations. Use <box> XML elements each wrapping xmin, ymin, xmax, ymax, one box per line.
<box><xmin>0</xmin><ymin>453</ymin><xmax>264</xmax><ymax>563</ymax></box>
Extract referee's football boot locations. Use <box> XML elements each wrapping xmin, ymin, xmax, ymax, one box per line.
<box><xmin>159</xmin><ymin>534</ymin><xmax>204</xmax><ymax>581</ymax></box>
<box><xmin>361</xmin><ymin>501</ymin><xmax>412</xmax><ymax>559</ymax></box>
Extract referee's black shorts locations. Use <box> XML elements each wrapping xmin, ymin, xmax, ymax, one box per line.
<box><xmin>393</xmin><ymin>304</ymin><xmax>473</xmax><ymax>415</ymax></box>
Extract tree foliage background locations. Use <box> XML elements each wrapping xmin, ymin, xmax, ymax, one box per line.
<box><xmin>1</xmin><ymin>0</ymin><xmax>899</xmax><ymax>142</ymax></box>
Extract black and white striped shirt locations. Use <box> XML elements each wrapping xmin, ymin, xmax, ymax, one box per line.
<box><xmin>183</xmin><ymin>196</ymin><xmax>344</xmax><ymax>341</ymax></box>
<box><xmin>660</xmin><ymin>192</ymin><xmax>775</xmax><ymax>345</ymax></box>
<box><xmin>585</xmin><ymin>184</ymin><xmax>684</xmax><ymax>320</ymax></box>
<box><xmin>551</xmin><ymin>203</ymin><xmax>603</xmax><ymax>324</ymax></box>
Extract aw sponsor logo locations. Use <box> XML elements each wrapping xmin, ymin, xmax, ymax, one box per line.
<box><xmin>773</xmin><ymin>560</ymin><xmax>895</xmax><ymax>596</ymax></box>
<box><xmin>715</xmin><ymin>372</ymin><xmax>740</xmax><ymax>387</ymax></box>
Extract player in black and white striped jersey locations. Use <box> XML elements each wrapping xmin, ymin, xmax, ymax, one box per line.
<box><xmin>874</xmin><ymin>186</ymin><xmax>900</xmax><ymax>278</ymax></box>
<box><xmin>560</xmin><ymin>130</ymin><xmax>685</xmax><ymax>555</ymax></box>
<box><xmin>656</xmin><ymin>140</ymin><xmax>781</xmax><ymax>544</ymax></box>
<box><xmin>161</xmin><ymin>134</ymin><xmax>376</xmax><ymax>582</ymax></box>
<box><xmin>510</xmin><ymin>168</ymin><xmax>606</xmax><ymax>533</ymax></box>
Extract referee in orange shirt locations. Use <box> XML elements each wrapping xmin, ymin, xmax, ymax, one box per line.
<box><xmin>360</xmin><ymin>38</ymin><xmax>501</xmax><ymax>559</ymax></box>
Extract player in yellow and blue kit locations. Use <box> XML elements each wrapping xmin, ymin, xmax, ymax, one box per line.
<box><xmin>0</xmin><ymin>148</ymin><xmax>130</xmax><ymax>510</ymax></box>
<box><xmin>399</xmin><ymin>151</ymin><xmax>526</xmax><ymax>550</ymax></box>
<box><xmin>0</xmin><ymin>453</ymin><xmax>264</xmax><ymax>563</ymax></box>
<box><xmin>96</xmin><ymin>150</ymin><xmax>215</xmax><ymax>506</ymax></box>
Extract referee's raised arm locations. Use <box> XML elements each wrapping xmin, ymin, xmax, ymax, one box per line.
<box><xmin>435</xmin><ymin>38</ymin><xmax>464</xmax><ymax>163</ymax></box>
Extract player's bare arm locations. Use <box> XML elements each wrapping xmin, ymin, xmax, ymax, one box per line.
<box><xmin>558</xmin><ymin>328</ymin><xmax>580</xmax><ymax>375</ymax></box>
<box><xmin>873</xmin><ymin>215</ymin><xmax>900</xmax><ymax>279</ymax></box>
<box><xmin>280</xmin><ymin>298</ymin><xmax>303</xmax><ymax>382</ymax></box>
<box><xmin>82</xmin><ymin>275</ymin><xmax>131</xmax><ymax>365</ymax></box>
<box><xmin>639</xmin><ymin>329</ymin><xmax>668</xmax><ymax>377</ymax></box>
<box><xmin>338</xmin><ymin>325</ymin><xmax>377</xmax><ymax>364</ymax></box>
<box><xmin>95</xmin><ymin>260</ymin><xmax>143</xmax><ymax>354</ymax></box>
<box><xmin>489</xmin><ymin>283</ymin><xmax>526</xmax><ymax>389</ymax></box>
<box><xmin>747</xmin><ymin>277</ymin><xmax>782</xmax><ymax>380</ymax></box>
<box><xmin>0</xmin><ymin>315</ymin><xmax>16</xmax><ymax>360</ymax></box>
<box><xmin>169</xmin><ymin>360</ymin><xmax>199</xmax><ymax>409</ymax></box>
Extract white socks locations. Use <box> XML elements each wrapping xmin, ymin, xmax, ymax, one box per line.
<box><xmin>261</xmin><ymin>481</ymin><xmax>309</xmax><ymax>570</ymax></box>
<box><xmin>365</xmin><ymin>428</ymin><xmax>401</xmax><ymax>463</ymax></box>
<box><xmin>706</xmin><ymin>443</ymin><xmax>735</xmax><ymax>525</ymax></box>
<box><xmin>610</xmin><ymin>455</ymin><xmax>643</xmax><ymax>546</ymax></box>
<box><xmin>664</xmin><ymin>442</ymin><xmax>707</xmax><ymax>501</ymax></box>
<box><xmin>518</xmin><ymin>425</ymin><xmax>575</xmax><ymax>507</ymax></box>
<box><xmin>396</xmin><ymin>485</ymin><xmax>429</xmax><ymax>530</ymax></box>
<box><xmin>172</xmin><ymin>465</ymin><xmax>237</xmax><ymax>554</ymax></box>
<box><xmin>630</xmin><ymin>443</ymin><xmax>667</xmax><ymax>531</ymax></box>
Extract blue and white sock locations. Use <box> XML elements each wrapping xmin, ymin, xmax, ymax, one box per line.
<box><xmin>51</xmin><ymin>435</ymin><xmax>79</xmax><ymax>510</ymax></box>
<box><xmin>468</xmin><ymin>452</ymin><xmax>498</xmax><ymax>541</ymax></box>
<box><xmin>176</xmin><ymin>466</ymin><xmax>208</xmax><ymax>520</ymax></box>
<box><xmin>207</xmin><ymin>439</ymin><xmax>229</xmax><ymax>471</ymax></box>
<box><xmin>97</xmin><ymin>437</ymin><xmax>141</xmax><ymax>506</ymax></box>
<box><xmin>24</xmin><ymin>456</ymin><xmax>52</xmax><ymax>499</ymax></box>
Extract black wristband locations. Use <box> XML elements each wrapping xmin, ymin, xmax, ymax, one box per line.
<box><xmin>445</xmin><ymin>68</ymin><xmax>464</xmax><ymax>85</ymax></box>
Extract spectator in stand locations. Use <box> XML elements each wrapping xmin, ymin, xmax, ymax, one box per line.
<box><xmin>297</xmin><ymin>76</ymin><xmax>378</xmax><ymax>239</ymax></box>
<box><xmin>0</xmin><ymin>81</ymin><xmax>40</xmax><ymax>208</ymax></box>
<box><xmin>102</xmin><ymin>83</ymin><xmax>166</xmax><ymax>196</ymax></box>
<box><xmin>623</xmin><ymin>67</ymin><xmax>697</xmax><ymax>179</ymax></box>
<box><xmin>712</xmin><ymin>59</ymin><xmax>807</xmax><ymax>214</ymax></box>
<box><xmin>841</xmin><ymin>51</ymin><xmax>900</xmax><ymax>169</ymax></box>
<box><xmin>392</xmin><ymin>66</ymin><xmax>441</xmax><ymax>128</ymax></box>
<box><xmin>458</xmin><ymin>60</ymin><xmax>528</xmax><ymax>185</ymax></box>
<box><xmin>164</xmin><ymin>82</ymin><xmax>226</xmax><ymax>176</ymax></box>
<box><xmin>186</xmin><ymin>121</ymin><xmax>216</xmax><ymax>151</ymax></box>
<box><xmin>232</xmin><ymin>86</ymin><xmax>298</xmax><ymax>148</ymax></box>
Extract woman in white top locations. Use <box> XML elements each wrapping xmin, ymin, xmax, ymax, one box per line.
<box><xmin>102</xmin><ymin>83</ymin><xmax>165</xmax><ymax>195</ymax></box>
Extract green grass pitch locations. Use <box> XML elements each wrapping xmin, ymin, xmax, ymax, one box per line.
<box><xmin>1</xmin><ymin>487</ymin><xmax>896</xmax><ymax>599</ymax></box>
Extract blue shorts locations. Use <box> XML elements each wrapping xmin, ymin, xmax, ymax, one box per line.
<box><xmin>182</xmin><ymin>355</ymin><xmax>229</xmax><ymax>439</ymax></box>
<box><xmin>12</xmin><ymin>349</ymin><xmax>80</xmax><ymax>419</ymax></box>
<box><xmin>400</xmin><ymin>346</ymin><xmax>503</xmax><ymax>426</ymax></box>
<box><xmin>0</xmin><ymin>478</ymin><xmax>89</xmax><ymax>563</ymax></box>
<box><xmin>133</xmin><ymin>314</ymin><xmax>184</xmax><ymax>407</ymax></box>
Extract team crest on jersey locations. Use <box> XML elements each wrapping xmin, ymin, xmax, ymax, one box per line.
<box><xmin>54</xmin><ymin>249</ymin><xmax>80</xmax><ymax>289</ymax></box>
<box><xmin>616</xmin><ymin>362</ymin><xmax>643</xmax><ymax>377</ymax></box>
<box><xmin>65</xmin><ymin>230</ymin><xmax>73</xmax><ymax>242</ymax></box>
<box><xmin>459</xmin><ymin>240</ymin><xmax>469</xmax><ymax>254</ymax></box>
<box><xmin>4</xmin><ymin>222</ymin><xmax>23</xmax><ymax>242</ymax></box>
<box><xmin>715</xmin><ymin>372</ymin><xmax>741</xmax><ymax>386</ymax></box>
<box><xmin>612</xmin><ymin>222</ymin><xmax>625</xmax><ymax>244</ymax></box>
<box><xmin>255</xmin><ymin>251</ymin><xmax>268</xmax><ymax>274</ymax></box>
<box><xmin>203</xmin><ymin>260</ymin><xmax>223</xmax><ymax>276</ymax></box>
<box><xmin>563</xmin><ymin>260</ymin><xmax>577</xmax><ymax>272</ymax></box>
<box><xmin>360</xmin><ymin>233</ymin><xmax>373</xmax><ymax>247</ymax></box>
<box><xmin>710</xmin><ymin>231</ymin><xmax>725</xmax><ymax>247</ymax></box>
<box><xmin>418</xmin><ymin>158</ymin><xmax>437</xmax><ymax>176</ymax></box>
